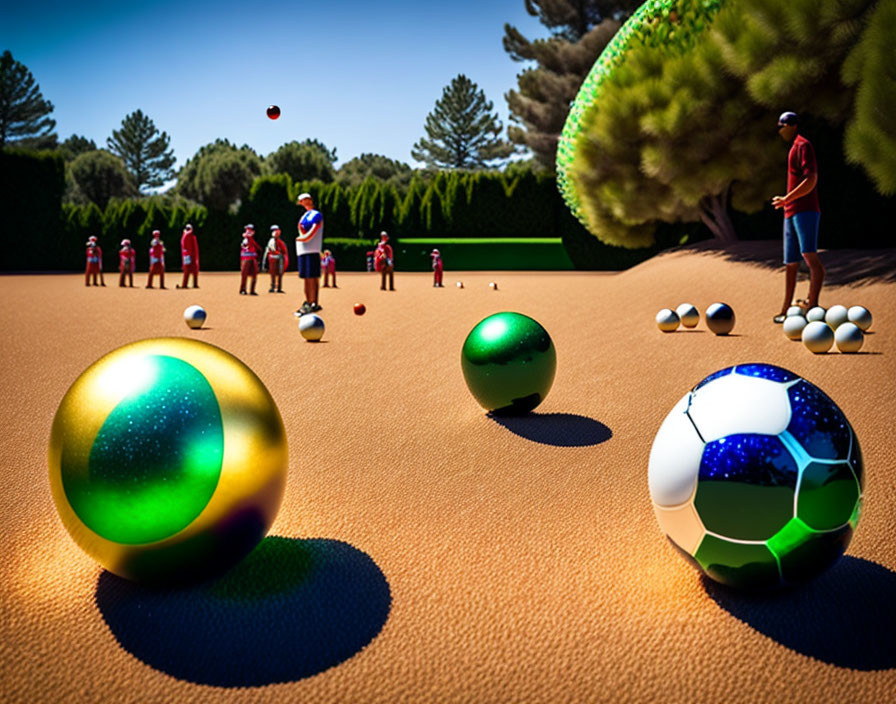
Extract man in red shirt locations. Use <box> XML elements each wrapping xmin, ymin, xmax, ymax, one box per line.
<box><xmin>374</xmin><ymin>231</ymin><xmax>395</xmax><ymax>291</ymax></box>
<box><xmin>771</xmin><ymin>111</ymin><xmax>824</xmax><ymax>323</ymax></box>
<box><xmin>177</xmin><ymin>224</ymin><xmax>199</xmax><ymax>289</ymax></box>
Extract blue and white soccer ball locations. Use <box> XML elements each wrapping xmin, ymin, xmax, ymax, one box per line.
<box><xmin>649</xmin><ymin>363</ymin><xmax>863</xmax><ymax>590</ymax></box>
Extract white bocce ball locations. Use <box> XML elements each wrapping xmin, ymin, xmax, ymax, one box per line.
<box><xmin>783</xmin><ymin>314</ymin><xmax>808</xmax><ymax>341</ymax></box>
<box><xmin>183</xmin><ymin>305</ymin><xmax>207</xmax><ymax>330</ymax></box>
<box><xmin>802</xmin><ymin>320</ymin><xmax>834</xmax><ymax>354</ymax></box>
<box><xmin>298</xmin><ymin>313</ymin><xmax>325</xmax><ymax>342</ymax></box>
<box><xmin>787</xmin><ymin>305</ymin><xmax>805</xmax><ymax>317</ymax></box>
<box><xmin>847</xmin><ymin>306</ymin><xmax>872</xmax><ymax>332</ymax></box>
<box><xmin>825</xmin><ymin>304</ymin><xmax>849</xmax><ymax>330</ymax></box>
<box><xmin>806</xmin><ymin>306</ymin><xmax>826</xmax><ymax>323</ymax></box>
<box><xmin>656</xmin><ymin>308</ymin><xmax>680</xmax><ymax>333</ymax></box>
<box><xmin>834</xmin><ymin>322</ymin><xmax>864</xmax><ymax>353</ymax></box>
<box><xmin>676</xmin><ymin>303</ymin><xmax>700</xmax><ymax>329</ymax></box>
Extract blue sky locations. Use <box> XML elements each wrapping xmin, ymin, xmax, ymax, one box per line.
<box><xmin>1</xmin><ymin>0</ymin><xmax>547</xmax><ymax>170</ymax></box>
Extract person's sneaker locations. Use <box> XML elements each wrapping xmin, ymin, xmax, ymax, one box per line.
<box><xmin>240</xmin><ymin>290</ymin><xmax>247</xmax><ymax>295</ymax></box>
<box><xmin>250</xmin><ymin>291</ymin><xmax>258</xmax><ymax>296</ymax></box>
<box><xmin>773</xmin><ymin>314</ymin><xmax>786</xmax><ymax>324</ymax></box>
<box><xmin>269</xmin><ymin>287</ymin><xmax>275</xmax><ymax>293</ymax></box>
<box><xmin>276</xmin><ymin>289</ymin><xmax>284</xmax><ymax>293</ymax></box>
<box><xmin>310</xmin><ymin>303</ymin><xmax>322</xmax><ymax>312</ymax></box>
<box><xmin>295</xmin><ymin>301</ymin><xmax>312</xmax><ymax>316</ymax></box>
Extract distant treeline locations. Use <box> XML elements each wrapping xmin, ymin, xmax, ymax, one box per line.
<box><xmin>4</xmin><ymin>148</ymin><xmax>693</xmax><ymax>271</ymax></box>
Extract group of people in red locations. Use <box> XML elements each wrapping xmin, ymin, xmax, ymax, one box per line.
<box><xmin>85</xmin><ymin>224</ymin><xmax>446</xmax><ymax>293</ymax></box>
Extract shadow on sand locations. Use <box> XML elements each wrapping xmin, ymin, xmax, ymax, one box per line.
<box><xmin>95</xmin><ymin>536</ymin><xmax>391</xmax><ymax>687</ymax></box>
<box><xmin>703</xmin><ymin>555</ymin><xmax>896</xmax><ymax>670</ymax></box>
<box><xmin>682</xmin><ymin>240</ymin><xmax>896</xmax><ymax>286</ymax></box>
<box><xmin>488</xmin><ymin>412</ymin><xmax>612</xmax><ymax>447</ymax></box>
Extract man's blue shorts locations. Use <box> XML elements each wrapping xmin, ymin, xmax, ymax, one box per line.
<box><xmin>783</xmin><ymin>211</ymin><xmax>820</xmax><ymax>264</ymax></box>
<box><xmin>297</xmin><ymin>252</ymin><xmax>321</xmax><ymax>279</ymax></box>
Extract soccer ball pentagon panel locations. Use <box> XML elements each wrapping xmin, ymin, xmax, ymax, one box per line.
<box><xmin>648</xmin><ymin>363</ymin><xmax>863</xmax><ymax>590</ymax></box>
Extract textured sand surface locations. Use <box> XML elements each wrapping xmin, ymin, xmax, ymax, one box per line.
<box><xmin>2</xmin><ymin>245</ymin><xmax>895</xmax><ymax>703</ymax></box>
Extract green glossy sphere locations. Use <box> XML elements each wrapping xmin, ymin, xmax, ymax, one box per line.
<box><xmin>461</xmin><ymin>312</ymin><xmax>556</xmax><ymax>415</ymax></box>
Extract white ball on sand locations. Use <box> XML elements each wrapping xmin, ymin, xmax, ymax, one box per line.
<box><xmin>783</xmin><ymin>314</ymin><xmax>808</xmax><ymax>340</ymax></box>
<box><xmin>456</xmin><ymin>281</ymin><xmax>464</xmax><ymax>289</ymax></box>
<box><xmin>847</xmin><ymin>305</ymin><xmax>872</xmax><ymax>331</ymax></box>
<box><xmin>802</xmin><ymin>320</ymin><xmax>834</xmax><ymax>353</ymax></box>
<box><xmin>489</xmin><ymin>282</ymin><xmax>498</xmax><ymax>290</ymax></box>
<box><xmin>675</xmin><ymin>303</ymin><xmax>699</xmax><ymax>328</ymax></box>
<box><xmin>825</xmin><ymin>304</ymin><xmax>849</xmax><ymax>330</ymax></box>
<box><xmin>834</xmin><ymin>322</ymin><xmax>864</xmax><ymax>353</ymax></box>
<box><xmin>183</xmin><ymin>305</ymin><xmax>207</xmax><ymax>329</ymax></box>
<box><xmin>806</xmin><ymin>306</ymin><xmax>826</xmax><ymax>323</ymax></box>
<box><xmin>656</xmin><ymin>308</ymin><xmax>680</xmax><ymax>332</ymax></box>
<box><xmin>705</xmin><ymin>302</ymin><xmax>735</xmax><ymax>335</ymax></box>
<box><xmin>298</xmin><ymin>313</ymin><xmax>325</xmax><ymax>342</ymax></box>
<box><xmin>787</xmin><ymin>305</ymin><xmax>805</xmax><ymax>317</ymax></box>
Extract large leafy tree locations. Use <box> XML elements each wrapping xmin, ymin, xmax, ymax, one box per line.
<box><xmin>60</xmin><ymin>135</ymin><xmax>97</xmax><ymax>161</ymax></box>
<box><xmin>569</xmin><ymin>0</ymin><xmax>885</xmax><ymax>247</ymax></box>
<box><xmin>265</xmin><ymin>140</ymin><xmax>335</xmax><ymax>183</ymax></box>
<box><xmin>106</xmin><ymin>109</ymin><xmax>176</xmax><ymax>192</ymax></box>
<box><xmin>336</xmin><ymin>153</ymin><xmax>413</xmax><ymax>190</ymax></box>
<box><xmin>503</xmin><ymin>1</ymin><xmax>638</xmax><ymax>169</ymax></box>
<box><xmin>411</xmin><ymin>74</ymin><xmax>515</xmax><ymax>169</ymax></box>
<box><xmin>0</xmin><ymin>50</ymin><xmax>57</xmax><ymax>149</ymax></box>
<box><xmin>176</xmin><ymin>139</ymin><xmax>263</xmax><ymax>211</ymax></box>
<box><xmin>69</xmin><ymin>150</ymin><xmax>135</xmax><ymax>209</ymax></box>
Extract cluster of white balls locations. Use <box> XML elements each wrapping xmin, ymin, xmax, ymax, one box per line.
<box><xmin>656</xmin><ymin>302</ymin><xmax>735</xmax><ymax>336</ymax></box>
<box><xmin>784</xmin><ymin>304</ymin><xmax>871</xmax><ymax>354</ymax></box>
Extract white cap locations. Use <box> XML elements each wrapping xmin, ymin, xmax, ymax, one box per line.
<box><xmin>297</xmin><ymin>192</ymin><xmax>312</xmax><ymax>201</ymax></box>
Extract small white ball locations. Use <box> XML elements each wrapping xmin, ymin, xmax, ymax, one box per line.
<box><xmin>298</xmin><ymin>313</ymin><xmax>325</xmax><ymax>342</ymax></box>
<box><xmin>825</xmin><ymin>304</ymin><xmax>849</xmax><ymax>330</ymax></box>
<box><xmin>705</xmin><ymin>302</ymin><xmax>735</xmax><ymax>335</ymax></box>
<box><xmin>676</xmin><ymin>303</ymin><xmax>699</xmax><ymax>328</ymax></box>
<box><xmin>806</xmin><ymin>306</ymin><xmax>826</xmax><ymax>323</ymax></box>
<box><xmin>787</xmin><ymin>305</ymin><xmax>805</xmax><ymax>317</ymax></box>
<box><xmin>488</xmin><ymin>282</ymin><xmax>498</xmax><ymax>290</ymax></box>
<box><xmin>782</xmin><ymin>315</ymin><xmax>808</xmax><ymax>340</ymax></box>
<box><xmin>456</xmin><ymin>281</ymin><xmax>464</xmax><ymax>289</ymax></box>
<box><xmin>656</xmin><ymin>308</ymin><xmax>680</xmax><ymax>332</ymax></box>
<box><xmin>802</xmin><ymin>320</ymin><xmax>834</xmax><ymax>354</ymax></box>
<box><xmin>847</xmin><ymin>305</ymin><xmax>872</xmax><ymax>331</ymax></box>
<box><xmin>183</xmin><ymin>305</ymin><xmax>207</xmax><ymax>330</ymax></box>
<box><xmin>834</xmin><ymin>322</ymin><xmax>864</xmax><ymax>353</ymax></box>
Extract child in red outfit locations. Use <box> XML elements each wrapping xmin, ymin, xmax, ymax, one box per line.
<box><xmin>84</xmin><ymin>236</ymin><xmax>103</xmax><ymax>286</ymax></box>
<box><xmin>177</xmin><ymin>224</ymin><xmax>200</xmax><ymax>289</ymax></box>
<box><xmin>263</xmin><ymin>225</ymin><xmax>289</xmax><ymax>293</ymax></box>
<box><xmin>431</xmin><ymin>248</ymin><xmax>443</xmax><ymax>287</ymax></box>
<box><xmin>118</xmin><ymin>239</ymin><xmax>136</xmax><ymax>287</ymax></box>
<box><xmin>321</xmin><ymin>249</ymin><xmax>337</xmax><ymax>288</ymax></box>
<box><xmin>239</xmin><ymin>224</ymin><xmax>261</xmax><ymax>295</ymax></box>
<box><xmin>146</xmin><ymin>230</ymin><xmax>167</xmax><ymax>289</ymax></box>
<box><xmin>374</xmin><ymin>231</ymin><xmax>395</xmax><ymax>291</ymax></box>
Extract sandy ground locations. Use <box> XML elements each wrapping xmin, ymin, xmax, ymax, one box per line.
<box><xmin>1</xmin><ymin>244</ymin><xmax>895</xmax><ymax>703</ymax></box>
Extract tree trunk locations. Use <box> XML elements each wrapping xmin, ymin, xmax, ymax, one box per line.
<box><xmin>699</xmin><ymin>186</ymin><xmax>738</xmax><ymax>244</ymax></box>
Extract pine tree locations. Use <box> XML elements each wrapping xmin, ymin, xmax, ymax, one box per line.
<box><xmin>0</xmin><ymin>50</ymin><xmax>57</xmax><ymax>148</ymax></box>
<box><xmin>411</xmin><ymin>75</ymin><xmax>515</xmax><ymax>169</ymax></box>
<box><xmin>176</xmin><ymin>139</ymin><xmax>262</xmax><ymax>211</ymax></box>
<box><xmin>107</xmin><ymin>109</ymin><xmax>176</xmax><ymax>192</ymax></box>
<box><xmin>69</xmin><ymin>150</ymin><xmax>136</xmax><ymax>210</ymax></box>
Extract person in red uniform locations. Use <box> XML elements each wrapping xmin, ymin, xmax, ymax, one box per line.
<box><xmin>321</xmin><ymin>249</ymin><xmax>337</xmax><ymax>288</ymax></box>
<box><xmin>118</xmin><ymin>239</ymin><xmax>136</xmax><ymax>288</ymax></box>
<box><xmin>84</xmin><ymin>236</ymin><xmax>103</xmax><ymax>286</ymax></box>
<box><xmin>262</xmin><ymin>225</ymin><xmax>289</xmax><ymax>293</ymax></box>
<box><xmin>177</xmin><ymin>224</ymin><xmax>199</xmax><ymax>289</ymax></box>
<box><xmin>431</xmin><ymin>248</ymin><xmax>443</xmax><ymax>287</ymax></box>
<box><xmin>771</xmin><ymin>111</ymin><xmax>824</xmax><ymax>323</ymax></box>
<box><xmin>374</xmin><ymin>231</ymin><xmax>395</xmax><ymax>291</ymax></box>
<box><xmin>146</xmin><ymin>230</ymin><xmax>167</xmax><ymax>289</ymax></box>
<box><xmin>239</xmin><ymin>224</ymin><xmax>261</xmax><ymax>295</ymax></box>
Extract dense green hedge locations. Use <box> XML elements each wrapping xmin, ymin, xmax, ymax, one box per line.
<box><xmin>0</xmin><ymin>149</ymin><xmax>65</xmax><ymax>271</ymax></box>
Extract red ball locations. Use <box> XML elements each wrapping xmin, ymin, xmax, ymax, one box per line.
<box><xmin>353</xmin><ymin>303</ymin><xmax>366</xmax><ymax>316</ymax></box>
<box><xmin>266</xmin><ymin>105</ymin><xmax>281</xmax><ymax>120</ymax></box>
